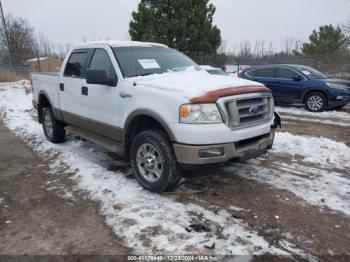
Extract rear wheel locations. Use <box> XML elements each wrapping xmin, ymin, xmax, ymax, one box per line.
<box><xmin>305</xmin><ymin>92</ymin><xmax>327</xmax><ymax>112</ymax></box>
<box><xmin>130</xmin><ymin>130</ymin><xmax>181</xmax><ymax>193</ymax></box>
<box><xmin>42</xmin><ymin>107</ymin><xmax>66</xmax><ymax>143</ymax></box>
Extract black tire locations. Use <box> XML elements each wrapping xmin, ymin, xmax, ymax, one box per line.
<box><xmin>130</xmin><ymin>129</ymin><xmax>181</xmax><ymax>193</ymax></box>
<box><xmin>305</xmin><ymin>92</ymin><xmax>327</xmax><ymax>112</ymax></box>
<box><xmin>42</xmin><ymin>106</ymin><xmax>66</xmax><ymax>143</ymax></box>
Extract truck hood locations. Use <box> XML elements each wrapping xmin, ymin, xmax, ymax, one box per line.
<box><xmin>127</xmin><ymin>67</ymin><xmax>269</xmax><ymax>101</ymax></box>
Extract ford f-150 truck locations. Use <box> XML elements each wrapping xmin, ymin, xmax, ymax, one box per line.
<box><xmin>32</xmin><ymin>41</ymin><xmax>281</xmax><ymax>192</ymax></box>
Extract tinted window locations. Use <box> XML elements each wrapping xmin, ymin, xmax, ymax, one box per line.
<box><xmin>294</xmin><ymin>65</ymin><xmax>328</xmax><ymax>79</ymax></box>
<box><xmin>247</xmin><ymin>68</ymin><xmax>274</xmax><ymax>78</ymax></box>
<box><xmin>275</xmin><ymin>68</ymin><xmax>300</xmax><ymax>79</ymax></box>
<box><xmin>64</xmin><ymin>51</ymin><xmax>88</xmax><ymax>77</ymax></box>
<box><xmin>88</xmin><ymin>49</ymin><xmax>116</xmax><ymax>79</ymax></box>
<box><xmin>113</xmin><ymin>47</ymin><xmax>199</xmax><ymax>78</ymax></box>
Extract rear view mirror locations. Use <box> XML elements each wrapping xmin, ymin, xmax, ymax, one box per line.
<box><xmin>86</xmin><ymin>70</ymin><xmax>117</xmax><ymax>86</ymax></box>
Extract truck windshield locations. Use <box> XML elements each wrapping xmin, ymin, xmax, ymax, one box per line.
<box><xmin>295</xmin><ymin>65</ymin><xmax>328</xmax><ymax>79</ymax></box>
<box><xmin>113</xmin><ymin>47</ymin><xmax>200</xmax><ymax>78</ymax></box>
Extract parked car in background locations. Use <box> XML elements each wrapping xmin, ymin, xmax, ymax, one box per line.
<box><xmin>226</xmin><ymin>64</ymin><xmax>250</xmax><ymax>76</ymax></box>
<box><xmin>200</xmin><ymin>65</ymin><xmax>228</xmax><ymax>76</ymax></box>
<box><xmin>32</xmin><ymin>41</ymin><xmax>280</xmax><ymax>193</ymax></box>
<box><xmin>239</xmin><ymin>64</ymin><xmax>350</xmax><ymax>112</ymax></box>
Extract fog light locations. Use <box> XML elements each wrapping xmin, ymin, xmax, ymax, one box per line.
<box><xmin>199</xmin><ymin>147</ymin><xmax>224</xmax><ymax>158</ymax></box>
<box><xmin>336</xmin><ymin>96</ymin><xmax>348</xmax><ymax>100</ymax></box>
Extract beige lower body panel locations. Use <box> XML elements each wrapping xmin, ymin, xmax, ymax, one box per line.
<box><xmin>173</xmin><ymin>130</ymin><xmax>275</xmax><ymax>165</ymax></box>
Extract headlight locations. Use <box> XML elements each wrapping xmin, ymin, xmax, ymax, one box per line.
<box><xmin>179</xmin><ymin>104</ymin><xmax>223</xmax><ymax>124</ymax></box>
<box><xmin>326</xmin><ymin>83</ymin><xmax>348</xmax><ymax>91</ymax></box>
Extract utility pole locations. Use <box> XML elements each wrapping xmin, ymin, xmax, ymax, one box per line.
<box><xmin>0</xmin><ymin>0</ymin><xmax>12</xmax><ymax>68</ymax></box>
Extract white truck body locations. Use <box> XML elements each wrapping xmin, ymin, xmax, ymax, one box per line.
<box><xmin>32</xmin><ymin>41</ymin><xmax>279</xmax><ymax>191</ymax></box>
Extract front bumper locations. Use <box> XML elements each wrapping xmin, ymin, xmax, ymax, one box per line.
<box><xmin>328</xmin><ymin>95</ymin><xmax>350</xmax><ymax>108</ymax></box>
<box><xmin>173</xmin><ymin>112</ymin><xmax>281</xmax><ymax>165</ymax></box>
<box><xmin>173</xmin><ymin>129</ymin><xmax>275</xmax><ymax>165</ymax></box>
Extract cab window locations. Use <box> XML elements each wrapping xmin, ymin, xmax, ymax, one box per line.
<box><xmin>88</xmin><ymin>49</ymin><xmax>116</xmax><ymax>79</ymax></box>
<box><xmin>64</xmin><ymin>50</ymin><xmax>88</xmax><ymax>77</ymax></box>
<box><xmin>275</xmin><ymin>68</ymin><xmax>301</xmax><ymax>80</ymax></box>
<box><xmin>247</xmin><ymin>68</ymin><xmax>274</xmax><ymax>78</ymax></box>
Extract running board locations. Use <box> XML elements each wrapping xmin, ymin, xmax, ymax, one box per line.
<box><xmin>65</xmin><ymin>126</ymin><xmax>123</xmax><ymax>154</ymax></box>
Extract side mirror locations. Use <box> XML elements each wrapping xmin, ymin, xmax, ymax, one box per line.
<box><xmin>292</xmin><ymin>75</ymin><xmax>303</xmax><ymax>81</ymax></box>
<box><xmin>86</xmin><ymin>70</ymin><xmax>116</xmax><ymax>86</ymax></box>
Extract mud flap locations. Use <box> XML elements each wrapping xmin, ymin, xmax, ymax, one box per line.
<box><xmin>271</xmin><ymin>112</ymin><xmax>282</xmax><ymax>129</ymax></box>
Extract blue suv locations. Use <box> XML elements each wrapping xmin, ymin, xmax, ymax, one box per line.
<box><xmin>239</xmin><ymin>64</ymin><xmax>350</xmax><ymax>112</ymax></box>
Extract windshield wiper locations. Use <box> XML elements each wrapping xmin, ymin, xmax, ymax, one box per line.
<box><xmin>130</xmin><ymin>72</ymin><xmax>154</xmax><ymax>77</ymax></box>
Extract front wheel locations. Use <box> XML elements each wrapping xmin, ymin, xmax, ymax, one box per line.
<box><xmin>130</xmin><ymin>130</ymin><xmax>181</xmax><ymax>193</ymax></box>
<box><xmin>305</xmin><ymin>92</ymin><xmax>327</xmax><ymax>112</ymax></box>
<box><xmin>42</xmin><ymin>107</ymin><xmax>66</xmax><ymax>143</ymax></box>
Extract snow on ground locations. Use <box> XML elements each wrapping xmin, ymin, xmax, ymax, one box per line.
<box><xmin>225</xmin><ymin>132</ymin><xmax>350</xmax><ymax>216</ymax></box>
<box><xmin>1</xmin><ymin>81</ymin><xmax>349</xmax><ymax>255</ymax></box>
<box><xmin>281</xmin><ymin>115</ymin><xmax>350</xmax><ymax>128</ymax></box>
<box><xmin>273</xmin><ymin>132</ymin><xmax>350</xmax><ymax>169</ymax></box>
<box><xmin>0</xmin><ymin>81</ymin><xmax>291</xmax><ymax>255</ymax></box>
<box><xmin>276</xmin><ymin>106</ymin><xmax>350</xmax><ymax>122</ymax></box>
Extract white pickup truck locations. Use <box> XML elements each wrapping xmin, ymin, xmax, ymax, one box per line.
<box><xmin>32</xmin><ymin>41</ymin><xmax>281</xmax><ymax>192</ymax></box>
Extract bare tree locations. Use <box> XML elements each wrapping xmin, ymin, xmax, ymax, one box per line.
<box><xmin>36</xmin><ymin>34</ymin><xmax>56</xmax><ymax>57</ymax></box>
<box><xmin>55</xmin><ymin>43</ymin><xmax>71</xmax><ymax>60</ymax></box>
<box><xmin>238</xmin><ymin>41</ymin><xmax>252</xmax><ymax>58</ymax></box>
<box><xmin>0</xmin><ymin>14</ymin><xmax>36</xmax><ymax>64</ymax></box>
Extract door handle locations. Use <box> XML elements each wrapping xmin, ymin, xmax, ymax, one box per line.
<box><xmin>59</xmin><ymin>83</ymin><xmax>64</xmax><ymax>91</ymax></box>
<box><xmin>82</xmin><ymin>86</ymin><xmax>88</xmax><ymax>96</ymax></box>
<box><xmin>120</xmin><ymin>91</ymin><xmax>132</xmax><ymax>98</ymax></box>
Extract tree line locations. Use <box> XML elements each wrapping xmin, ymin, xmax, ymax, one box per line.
<box><xmin>0</xmin><ymin>0</ymin><xmax>349</xmax><ymax>67</ymax></box>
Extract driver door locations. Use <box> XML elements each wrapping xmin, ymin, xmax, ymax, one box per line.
<box><xmin>84</xmin><ymin>48</ymin><xmax>122</xmax><ymax>141</ymax></box>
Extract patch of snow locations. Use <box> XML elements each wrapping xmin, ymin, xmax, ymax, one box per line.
<box><xmin>225</xmin><ymin>133</ymin><xmax>350</xmax><ymax>216</ymax></box>
<box><xmin>273</xmin><ymin>132</ymin><xmax>350</xmax><ymax>169</ymax></box>
<box><xmin>47</xmin><ymin>186</ymin><xmax>75</xmax><ymax>201</ymax></box>
<box><xmin>276</xmin><ymin>106</ymin><xmax>350</xmax><ymax>122</ymax></box>
<box><xmin>128</xmin><ymin>67</ymin><xmax>262</xmax><ymax>99</ymax></box>
<box><xmin>281</xmin><ymin>115</ymin><xmax>350</xmax><ymax>128</ymax></box>
<box><xmin>26</xmin><ymin>57</ymin><xmax>49</xmax><ymax>62</ymax></box>
<box><xmin>0</xmin><ymin>81</ymin><xmax>292</xmax><ymax>255</ymax></box>
<box><xmin>0</xmin><ymin>197</ymin><xmax>4</xmax><ymax>205</ymax></box>
<box><xmin>279</xmin><ymin>240</ymin><xmax>319</xmax><ymax>262</ymax></box>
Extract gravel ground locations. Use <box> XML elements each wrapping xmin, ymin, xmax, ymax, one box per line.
<box><xmin>0</xmin><ymin>81</ymin><xmax>349</xmax><ymax>260</ymax></box>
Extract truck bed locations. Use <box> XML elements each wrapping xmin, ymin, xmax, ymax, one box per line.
<box><xmin>32</xmin><ymin>72</ymin><xmax>60</xmax><ymax>109</ymax></box>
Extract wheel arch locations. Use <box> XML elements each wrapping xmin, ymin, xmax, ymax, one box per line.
<box><xmin>38</xmin><ymin>91</ymin><xmax>63</xmax><ymax>123</ymax></box>
<box><xmin>123</xmin><ymin>110</ymin><xmax>176</xmax><ymax>160</ymax></box>
<box><xmin>302</xmin><ymin>88</ymin><xmax>329</xmax><ymax>104</ymax></box>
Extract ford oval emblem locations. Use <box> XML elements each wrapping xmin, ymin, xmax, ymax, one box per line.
<box><xmin>249</xmin><ymin>105</ymin><xmax>264</xmax><ymax>114</ymax></box>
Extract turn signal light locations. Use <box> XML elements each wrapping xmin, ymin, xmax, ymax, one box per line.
<box><xmin>179</xmin><ymin>105</ymin><xmax>189</xmax><ymax>118</ymax></box>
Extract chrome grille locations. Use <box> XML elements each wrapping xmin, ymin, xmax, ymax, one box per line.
<box><xmin>219</xmin><ymin>93</ymin><xmax>273</xmax><ymax>129</ymax></box>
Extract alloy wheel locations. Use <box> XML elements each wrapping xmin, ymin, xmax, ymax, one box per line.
<box><xmin>136</xmin><ymin>143</ymin><xmax>163</xmax><ymax>183</ymax></box>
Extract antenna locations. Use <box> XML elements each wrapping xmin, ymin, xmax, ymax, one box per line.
<box><xmin>0</xmin><ymin>0</ymin><xmax>12</xmax><ymax>67</ymax></box>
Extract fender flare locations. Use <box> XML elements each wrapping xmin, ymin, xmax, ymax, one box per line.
<box><xmin>123</xmin><ymin>109</ymin><xmax>176</xmax><ymax>142</ymax></box>
<box><xmin>37</xmin><ymin>91</ymin><xmax>64</xmax><ymax>121</ymax></box>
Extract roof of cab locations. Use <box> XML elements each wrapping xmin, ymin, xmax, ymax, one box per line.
<box><xmin>72</xmin><ymin>41</ymin><xmax>168</xmax><ymax>49</ymax></box>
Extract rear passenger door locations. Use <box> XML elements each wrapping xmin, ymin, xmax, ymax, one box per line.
<box><xmin>272</xmin><ymin>67</ymin><xmax>305</xmax><ymax>103</ymax></box>
<box><xmin>59</xmin><ymin>49</ymin><xmax>90</xmax><ymax>121</ymax></box>
<box><xmin>247</xmin><ymin>67</ymin><xmax>279</xmax><ymax>100</ymax></box>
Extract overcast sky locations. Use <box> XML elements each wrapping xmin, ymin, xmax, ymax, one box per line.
<box><xmin>2</xmin><ymin>0</ymin><xmax>350</xmax><ymax>52</ymax></box>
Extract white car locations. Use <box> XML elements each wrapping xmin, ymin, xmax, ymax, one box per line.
<box><xmin>32</xmin><ymin>41</ymin><xmax>280</xmax><ymax>192</ymax></box>
<box><xmin>200</xmin><ymin>65</ymin><xmax>228</xmax><ymax>76</ymax></box>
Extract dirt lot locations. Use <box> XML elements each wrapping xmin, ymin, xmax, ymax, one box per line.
<box><xmin>0</xmin><ymin>82</ymin><xmax>349</xmax><ymax>260</ymax></box>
